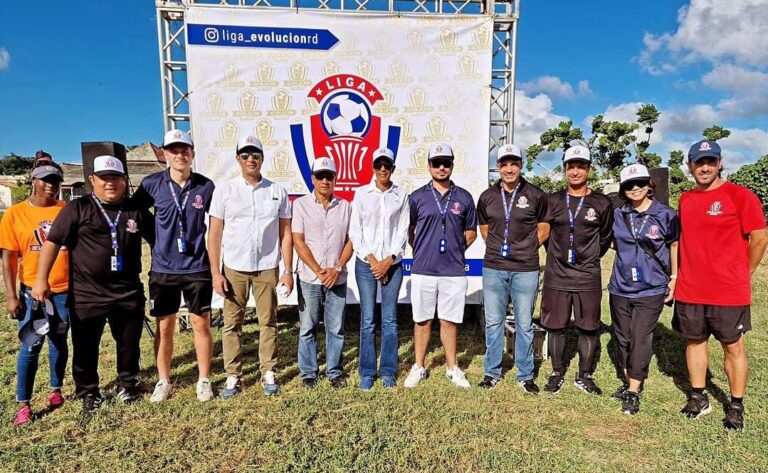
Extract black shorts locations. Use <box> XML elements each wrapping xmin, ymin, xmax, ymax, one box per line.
<box><xmin>149</xmin><ymin>271</ymin><xmax>213</xmax><ymax>317</ymax></box>
<box><xmin>672</xmin><ymin>301</ymin><xmax>751</xmax><ymax>343</ymax></box>
<box><xmin>540</xmin><ymin>288</ymin><xmax>602</xmax><ymax>331</ymax></box>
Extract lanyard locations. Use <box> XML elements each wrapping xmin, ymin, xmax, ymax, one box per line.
<box><xmin>92</xmin><ymin>195</ymin><xmax>121</xmax><ymax>254</ymax></box>
<box><xmin>167</xmin><ymin>181</ymin><xmax>190</xmax><ymax>238</ymax></box>
<box><xmin>500</xmin><ymin>183</ymin><xmax>520</xmax><ymax>244</ymax></box>
<box><xmin>429</xmin><ymin>182</ymin><xmax>454</xmax><ymax>236</ymax></box>
<box><xmin>566</xmin><ymin>193</ymin><xmax>585</xmax><ymax>250</ymax></box>
<box><xmin>629</xmin><ymin>213</ymin><xmax>650</xmax><ymax>241</ymax></box>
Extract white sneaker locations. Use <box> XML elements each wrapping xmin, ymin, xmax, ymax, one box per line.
<box><xmin>150</xmin><ymin>379</ymin><xmax>173</xmax><ymax>403</ymax></box>
<box><xmin>404</xmin><ymin>364</ymin><xmax>427</xmax><ymax>388</ymax></box>
<box><xmin>262</xmin><ymin>370</ymin><xmax>279</xmax><ymax>396</ymax></box>
<box><xmin>196</xmin><ymin>378</ymin><xmax>214</xmax><ymax>402</ymax></box>
<box><xmin>446</xmin><ymin>366</ymin><xmax>470</xmax><ymax>389</ymax></box>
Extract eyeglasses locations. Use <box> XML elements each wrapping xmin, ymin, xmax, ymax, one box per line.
<box><xmin>430</xmin><ymin>159</ymin><xmax>453</xmax><ymax>169</ymax></box>
<box><xmin>239</xmin><ymin>152</ymin><xmax>263</xmax><ymax>161</ymax></box>
<box><xmin>314</xmin><ymin>171</ymin><xmax>335</xmax><ymax>182</ymax></box>
<box><xmin>624</xmin><ymin>180</ymin><xmax>650</xmax><ymax>191</ymax></box>
<box><xmin>374</xmin><ymin>161</ymin><xmax>394</xmax><ymax>171</ymax></box>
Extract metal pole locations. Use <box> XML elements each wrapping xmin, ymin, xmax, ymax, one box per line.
<box><xmin>156</xmin><ymin>7</ymin><xmax>170</xmax><ymax>132</ymax></box>
<box><xmin>507</xmin><ymin>0</ymin><xmax>520</xmax><ymax>141</ymax></box>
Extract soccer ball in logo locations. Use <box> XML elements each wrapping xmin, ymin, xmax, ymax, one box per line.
<box><xmin>321</xmin><ymin>92</ymin><xmax>371</xmax><ymax>137</ymax></box>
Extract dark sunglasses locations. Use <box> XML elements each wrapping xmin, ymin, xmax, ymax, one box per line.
<box><xmin>373</xmin><ymin>161</ymin><xmax>394</xmax><ymax>171</ymax></box>
<box><xmin>623</xmin><ymin>180</ymin><xmax>650</xmax><ymax>191</ymax></box>
<box><xmin>314</xmin><ymin>171</ymin><xmax>335</xmax><ymax>182</ymax></box>
<box><xmin>430</xmin><ymin>159</ymin><xmax>453</xmax><ymax>169</ymax></box>
<box><xmin>239</xmin><ymin>152</ymin><xmax>263</xmax><ymax>161</ymax></box>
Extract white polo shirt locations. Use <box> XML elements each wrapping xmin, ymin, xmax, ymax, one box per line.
<box><xmin>209</xmin><ymin>176</ymin><xmax>291</xmax><ymax>272</ymax></box>
<box><xmin>349</xmin><ymin>181</ymin><xmax>410</xmax><ymax>263</ymax></box>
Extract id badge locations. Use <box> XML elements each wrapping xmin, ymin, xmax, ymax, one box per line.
<box><xmin>111</xmin><ymin>255</ymin><xmax>123</xmax><ymax>272</ymax></box>
<box><xmin>439</xmin><ymin>238</ymin><xmax>447</xmax><ymax>255</ymax></box>
<box><xmin>499</xmin><ymin>242</ymin><xmax>510</xmax><ymax>258</ymax></box>
<box><xmin>568</xmin><ymin>249</ymin><xmax>576</xmax><ymax>264</ymax></box>
<box><xmin>177</xmin><ymin>237</ymin><xmax>187</xmax><ymax>253</ymax></box>
<box><xmin>631</xmin><ymin>267</ymin><xmax>643</xmax><ymax>283</ymax></box>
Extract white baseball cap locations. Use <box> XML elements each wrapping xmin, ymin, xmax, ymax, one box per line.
<box><xmin>428</xmin><ymin>143</ymin><xmax>454</xmax><ymax>160</ymax></box>
<box><xmin>311</xmin><ymin>157</ymin><xmax>337</xmax><ymax>174</ymax></box>
<box><xmin>93</xmin><ymin>155</ymin><xmax>126</xmax><ymax>176</ymax></box>
<box><xmin>497</xmin><ymin>143</ymin><xmax>523</xmax><ymax>162</ymax></box>
<box><xmin>620</xmin><ymin>163</ymin><xmax>651</xmax><ymax>184</ymax></box>
<box><xmin>373</xmin><ymin>147</ymin><xmax>395</xmax><ymax>163</ymax></box>
<box><xmin>163</xmin><ymin>129</ymin><xmax>194</xmax><ymax>148</ymax></box>
<box><xmin>563</xmin><ymin>145</ymin><xmax>591</xmax><ymax>164</ymax></box>
<box><xmin>236</xmin><ymin>135</ymin><xmax>264</xmax><ymax>154</ymax></box>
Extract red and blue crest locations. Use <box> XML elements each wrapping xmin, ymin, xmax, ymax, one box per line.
<box><xmin>290</xmin><ymin>74</ymin><xmax>400</xmax><ymax>201</ymax></box>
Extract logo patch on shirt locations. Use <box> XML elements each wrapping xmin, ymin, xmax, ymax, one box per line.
<box><xmin>645</xmin><ymin>225</ymin><xmax>661</xmax><ymax>240</ymax></box>
<box><xmin>707</xmin><ymin>201</ymin><xmax>723</xmax><ymax>216</ymax></box>
<box><xmin>126</xmin><ymin>219</ymin><xmax>139</xmax><ymax>233</ymax></box>
<box><xmin>516</xmin><ymin>196</ymin><xmax>529</xmax><ymax>208</ymax></box>
<box><xmin>29</xmin><ymin>220</ymin><xmax>53</xmax><ymax>251</ymax></box>
<box><xmin>192</xmin><ymin>194</ymin><xmax>204</xmax><ymax>210</ymax></box>
<box><xmin>450</xmin><ymin>202</ymin><xmax>463</xmax><ymax>215</ymax></box>
<box><xmin>584</xmin><ymin>208</ymin><xmax>597</xmax><ymax>222</ymax></box>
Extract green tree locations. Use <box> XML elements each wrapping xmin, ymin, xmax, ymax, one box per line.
<box><xmin>0</xmin><ymin>153</ymin><xmax>35</xmax><ymax>175</ymax></box>
<box><xmin>667</xmin><ymin>150</ymin><xmax>694</xmax><ymax>208</ymax></box>
<box><xmin>729</xmin><ymin>154</ymin><xmax>768</xmax><ymax>219</ymax></box>
<box><xmin>702</xmin><ymin>125</ymin><xmax>731</xmax><ymax>141</ymax></box>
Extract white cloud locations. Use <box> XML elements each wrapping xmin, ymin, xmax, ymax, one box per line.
<box><xmin>0</xmin><ymin>48</ymin><xmax>10</xmax><ymax>71</ymax></box>
<box><xmin>513</xmin><ymin>90</ymin><xmax>569</xmax><ymax>149</ymax></box>
<box><xmin>518</xmin><ymin>75</ymin><xmax>592</xmax><ymax>100</ymax></box>
<box><xmin>639</xmin><ymin>0</ymin><xmax>768</xmax><ymax>71</ymax></box>
<box><xmin>702</xmin><ymin>64</ymin><xmax>768</xmax><ymax>92</ymax></box>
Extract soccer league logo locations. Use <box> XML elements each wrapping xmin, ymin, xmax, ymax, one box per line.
<box><xmin>291</xmin><ymin>74</ymin><xmax>401</xmax><ymax>201</ymax></box>
<box><xmin>30</xmin><ymin>221</ymin><xmax>53</xmax><ymax>251</ymax></box>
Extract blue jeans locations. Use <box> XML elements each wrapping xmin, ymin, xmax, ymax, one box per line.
<box><xmin>482</xmin><ymin>268</ymin><xmax>539</xmax><ymax>381</ymax></box>
<box><xmin>355</xmin><ymin>259</ymin><xmax>403</xmax><ymax>378</ymax></box>
<box><xmin>297</xmin><ymin>280</ymin><xmax>347</xmax><ymax>380</ymax></box>
<box><xmin>16</xmin><ymin>290</ymin><xmax>70</xmax><ymax>402</ymax></box>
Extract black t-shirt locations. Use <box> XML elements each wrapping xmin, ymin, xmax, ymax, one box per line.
<box><xmin>47</xmin><ymin>193</ymin><xmax>154</xmax><ymax>313</ymax></box>
<box><xmin>542</xmin><ymin>189</ymin><xmax>613</xmax><ymax>291</ymax></box>
<box><xmin>477</xmin><ymin>179</ymin><xmax>548</xmax><ymax>272</ymax></box>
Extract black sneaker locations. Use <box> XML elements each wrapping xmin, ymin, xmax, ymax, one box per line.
<box><xmin>723</xmin><ymin>403</ymin><xmax>744</xmax><ymax>431</ymax></box>
<box><xmin>543</xmin><ymin>372</ymin><xmax>565</xmax><ymax>393</ymax></box>
<box><xmin>302</xmin><ymin>378</ymin><xmax>318</xmax><ymax>389</ymax></box>
<box><xmin>574</xmin><ymin>375</ymin><xmax>603</xmax><ymax>395</ymax></box>
<box><xmin>622</xmin><ymin>392</ymin><xmax>641</xmax><ymax>415</ymax></box>
<box><xmin>680</xmin><ymin>391</ymin><xmax>712</xmax><ymax>419</ymax></box>
<box><xmin>116</xmin><ymin>386</ymin><xmax>142</xmax><ymax>404</ymax></box>
<box><xmin>330</xmin><ymin>376</ymin><xmax>348</xmax><ymax>389</ymax></box>
<box><xmin>478</xmin><ymin>376</ymin><xmax>499</xmax><ymax>389</ymax></box>
<box><xmin>611</xmin><ymin>383</ymin><xmax>629</xmax><ymax>400</ymax></box>
<box><xmin>81</xmin><ymin>393</ymin><xmax>103</xmax><ymax>417</ymax></box>
<box><xmin>518</xmin><ymin>379</ymin><xmax>540</xmax><ymax>395</ymax></box>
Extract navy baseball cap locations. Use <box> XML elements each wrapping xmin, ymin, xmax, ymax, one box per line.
<box><xmin>688</xmin><ymin>140</ymin><xmax>722</xmax><ymax>163</ymax></box>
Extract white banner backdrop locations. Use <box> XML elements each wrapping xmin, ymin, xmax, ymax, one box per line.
<box><xmin>185</xmin><ymin>6</ymin><xmax>492</xmax><ymax>305</ymax></box>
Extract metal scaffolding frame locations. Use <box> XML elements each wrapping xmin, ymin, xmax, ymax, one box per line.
<box><xmin>155</xmin><ymin>0</ymin><xmax>520</xmax><ymax>156</ymax></box>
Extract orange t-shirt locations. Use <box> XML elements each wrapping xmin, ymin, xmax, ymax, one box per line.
<box><xmin>0</xmin><ymin>200</ymin><xmax>69</xmax><ymax>293</ymax></box>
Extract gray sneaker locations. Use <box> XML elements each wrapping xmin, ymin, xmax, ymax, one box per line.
<box><xmin>262</xmin><ymin>371</ymin><xmax>279</xmax><ymax>396</ymax></box>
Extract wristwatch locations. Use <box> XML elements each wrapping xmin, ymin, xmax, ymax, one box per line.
<box><xmin>334</xmin><ymin>266</ymin><xmax>343</xmax><ymax>273</ymax></box>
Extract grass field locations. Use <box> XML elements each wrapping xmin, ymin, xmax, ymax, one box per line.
<box><xmin>1</xmin><ymin>254</ymin><xmax>766</xmax><ymax>472</ymax></box>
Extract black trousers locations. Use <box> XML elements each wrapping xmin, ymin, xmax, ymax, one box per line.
<box><xmin>71</xmin><ymin>306</ymin><xmax>144</xmax><ymax>398</ymax></box>
<box><xmin>609</xmin><ymin>293</ymin><xmax>665</xmax><ymax>381</ymax></box>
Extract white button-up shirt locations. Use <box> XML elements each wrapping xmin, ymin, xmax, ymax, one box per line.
<box><xmin>349</xmin><ymin>181</ymin><xmax>410</xmax><ymax>263</ymax></box>
<box><xmin>209</xmin><ymin>177</ymin><xmax>291</xmax><ymax>272</ymax></box>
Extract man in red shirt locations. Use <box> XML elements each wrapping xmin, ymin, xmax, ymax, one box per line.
<box><xmin>673</xmin><ymin>140</ymin><xmax>768</xmax><ymax>431</ymax></box>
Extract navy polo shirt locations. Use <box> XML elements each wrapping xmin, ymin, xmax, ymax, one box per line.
<box><xmin>608</xmin><ymin>200</ymin><xmax>680</xmax><ymax>298</ymax></box>
<box><xmin>409</xmin><ymin>182</ymin><xmax>477</xmax><ymax>277</ymax></box>
<box><xmin>132</xmin><ymin>170</ymin><xmax>215</xmax><ymax>274</ymax></box>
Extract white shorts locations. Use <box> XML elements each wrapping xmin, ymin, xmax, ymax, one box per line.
<box><xmin>410</xmin><ymin>274</ymin><xmax>468</xmax><ymax>324</ymax></box>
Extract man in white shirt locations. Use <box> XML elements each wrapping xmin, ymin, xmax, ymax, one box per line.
<box><xmin>207</xmin><ymin>135</ymin><xmax>293</xmax><ymax>398</ymax></box>
<box><xmin>349</xmin><ymin>148</ymin><xmax>410</xmax><ymax>390</ymax></box>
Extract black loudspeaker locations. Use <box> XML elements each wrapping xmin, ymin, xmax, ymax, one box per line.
<box><xmin>80</xmin><ymin>142</ymin><xmax>129</xmax><ymax>194</ymax></box>
<box><xmin>649</xmin><ymin>167</ymin><xmax>669</xmax><ymax>205</ymax></box>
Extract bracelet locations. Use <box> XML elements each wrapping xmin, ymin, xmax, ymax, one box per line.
<box><xmin>669</xmin><ymin>275</ymin><xmax>677</xmax><ymax>279</ymax></box>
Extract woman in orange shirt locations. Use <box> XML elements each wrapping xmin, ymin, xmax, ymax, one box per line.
<box><xmin>0</xmin><ymin>162</ymin><xmax>69</xmax><ymax>426</ymax></box>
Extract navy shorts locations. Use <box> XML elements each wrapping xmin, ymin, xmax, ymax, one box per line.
<box><xmin>149</xmin><ymin>271</ymin><xmax>213</xmax><ymax>317</ymax></box>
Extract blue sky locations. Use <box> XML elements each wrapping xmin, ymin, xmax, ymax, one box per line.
<box><xmin>1</xmin><ymin>0</ymin><xmax>766</xmax><ymax>172</ymax></box>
